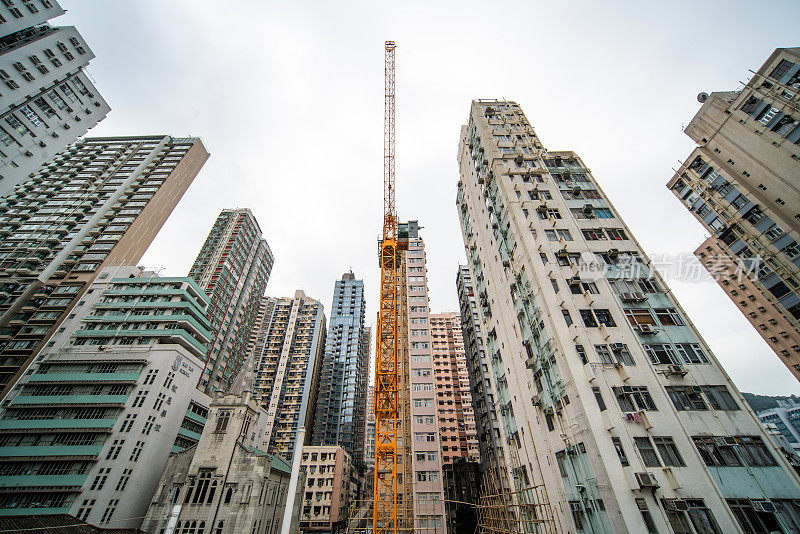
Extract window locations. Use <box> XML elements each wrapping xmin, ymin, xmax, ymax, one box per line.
<box><xmin>651</xmin><ymin>437</ymin><xmax>685</xmax><ymax>468</ymax></box>
<box><xmin>701</xmin><ymin>386</ymin><xmax>739</xmax><ymax>411</ymax></box>
<box><xmin>635</xmin><ymin>437</ymin><xmax>661</xmax><ymax>467</ymax></box>
<box><xmin>624</xmin><ymin>308</ymin><xmax>657</xmax><ymax>326</ymax></box>
<box><xmin>606</xmin><ymin>228</ymin><xmax>628</xmax><ymax>240</ymax></box>
<box><xmin>675</xmin><ymin>343</ymin><xmax>709</xmax><ymax>364</ymax></box>
<box><xmin>580</xmin><ymin>309</ymin><xmax>615</xmax><ymax>327</ymax></box>
<box><xmin>611</xmin><ymin>437</ymin><xmax>629</xmax><ymax>466</ymax></box>
<box><xmin>557</xmin><ymin>229</ymin><xmax>573</xmax><ymax>241</ymax></box>
<box><xmin>214</xmin><ymin>412</ymin><xmax>230</xmax><ymax>433</ymax></box>
<box><xmin>727</xmin><ymin>498</ymin><xmax>785</xmax><ymax>534</ymax></box>
<box><xmin>667</xmin><ymin>386</ymin><xmax>708</xmax><ymax>411</ymax></box>
<box><xmin>614</xmin><ymin>386</ymin><xmax>656</xmax><ymax>412</ymax></box>
<box><xmin>562</xmin><ymin>310</ymin><xmax>573</xmax><ymax>326</ymax></box>
<box><xmin>644</xmin><ymin>344</ymin><xmax>678</xmax><ymax>365</ymax></box>
<box><xmin>592</xmin><ymin>387</ymin><xmax>606</xmax><ymax>411</ymax></box>
<box><xmin>692</xmin><ymin>437</ymin><xmax>741</xmax><ymax>467</ymax></box>
<box><xmin>664</xmin><ymin>499</ymin><xmax>722</xmax><ymax>534</ymax></box>
<box><xmin>655</xmin><ymin>308</ymin><xmax>684</xmax><ymax>326</ymax></box>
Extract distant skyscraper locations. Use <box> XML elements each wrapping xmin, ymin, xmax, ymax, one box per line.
<box><xmin>667</xmin><ymin>47</ymin><xmax>800</xmax><ymax>383</ymax></box>
<box><xmin>458</xmin><ymin>99</ymin><xmax>800</xmax><ymax>532</ymax></box>
<box><xmin>188</xmin><ymin>208</ymin><xmax>273</xmax><ymax>394</ymax></box>
<box><xmin>456</xmin><ymin>265</ymin><xmax>507</xmax><ymax>487</ymax></box>
<box><xmin>311</xmin><ymin>272</ymin><xmax>369</xmax><ymax>465</ymax></box>
<box><xmin>0</xmin><ymin>135</ymin><xmax>208</xmax><ymax>398</ymax></box>
<box><xmin>0</xmin><ymin>266</ymin><xmax>212</xmax><ymax>527</ymax></box>
<box><xmin>249</xmin><ymin>291</ymin><xmax>326</xmax><ymax>461</ymax></box>
<box><xmin>429</xmin><ymin>313</ymin><xmax>479</xmax><ymax>465</ymax></box>
<box><xmin>0</xmin><ymin>0</ymin><xmax>110</xmax><ymax>196</ymax></box>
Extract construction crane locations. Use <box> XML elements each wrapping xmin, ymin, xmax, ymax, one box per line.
<box><xmin>373</xmin><ymin>40</ymin><xmax>404</xmax><ymax>534</ymax></box>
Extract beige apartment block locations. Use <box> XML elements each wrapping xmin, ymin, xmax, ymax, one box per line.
<box><xmin>459</xmin><ymin>99</ymin><xmax>800</xmax><ymax>533</ymax></box>
<box><xmin>667</xmin><ymin>47</ymin><xmax>800</xmax><ymax>382</ymax></box>
<box><xmin>298</xmin><ymin>445</ymin><xmax>354</xmax><ymax>532</ymax></box>
<box><xmin>429</xmin><ymin>313</ymin><xmax>479</xmax><ymax>465</ymax></box>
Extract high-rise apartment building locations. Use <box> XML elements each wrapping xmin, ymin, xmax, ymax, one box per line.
<box><xmin>456</xmin><ymin>265</ymin><xmax>507</xmax><ymax>487</ymax></box>
<box><xmin>188</xmin><ymin>208</ymin><xmax>273</xmax><ymax>394</ymax></box>
<box><xmin>249</xmin><ymin>291</ymin><xmax>326</xmax><ymax>461</ymax></box>
<box><xmin>0</xmin><ymin>135</ymin><xmax>208</xmax><ymax>398</ymax></box>
<box><xmin>429</xmin><ymin>312</ymin><xmax>479</xmax><ymax>465</ymax></box>
<box><xmin>401</xmin><ymin>222</ymin><xmax>447</xmax><ymax>533</ymax></box>
<box><xmin>311</xmin><ymin>272</ymin><xmax>369</xmax><ymax>465</ymax></box>
<box><xmin>0</xmin><ymin>266</ymin><xmax>212</xmax><ymax>526</ymax></box>
<box><xmin>458</xmin><ymin>99</ymin><xmax>800</xmax><ymax>532</ymax></box>
<box><xmin>0</xmin><ymin>1</ymin><xmax>110</xmax><ymax>196</ymax></box>
<box><xmin>667</xmin><ymin>48</ymin><xmax>800</xmax><ymax>383</ymax></box>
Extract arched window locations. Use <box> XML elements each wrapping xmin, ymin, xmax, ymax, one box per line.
<box><xmin>206</xmin><ymin>479</ymin><xmax>218</xmax><ymax>504</ymax></box>
<box><xmin>214</xmin><ymin>520</ymin><xmax>224</xmax><ymax>534</ymax></box>
<box><xmin>224</xmin><ymin>487</ymin><xmax>233</xmax><ymax>504</ymax></box>
<box><xmin>214</xmin><ymin>411</ymin><xmax>231</xmax><ymax>433</ymax></box>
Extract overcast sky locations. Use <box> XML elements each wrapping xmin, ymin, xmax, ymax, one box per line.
<box><xmin>60</xmin><ymin>0</ymin><xmax>800</xmax><ymax>395</ymax></box>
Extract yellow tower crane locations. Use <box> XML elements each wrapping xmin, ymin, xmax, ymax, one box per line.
<box><xmin>373</xmin><ymin>40</ymin><xmax>405</xmax><ymax>534</ymax></box>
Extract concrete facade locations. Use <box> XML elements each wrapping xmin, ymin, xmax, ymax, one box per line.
<box><xmin>249</xmin><ymin>292</ymin><xmax>326</xmax><ymax>462</ymax></box>
<box><xmin>141</xmin><ymin>391</ymin><xmax>292</xmax><ymax>534</ymax></box>
<box><xmin>311</xmin><ymin>272</ymin><xmax>369</xmax><ymax>466</ymax></box>
<box><xmin>429</xmin><ymin>312</ymin><xmax>479</xmax><ymax>465</ymax></box>
<box><xmin>667</xmin><ymin>47</ymin><xmax>800</xmax><ymax>383</ymax></box>
<box><xmin>458</xmin><ymin>99</ymin><xmax>800</xmax><ymax>533</ymax></box>
<box><xmin>298</xmin><ymin>445</ymin><xmax>353</xmax><ymax>533</ymax></box>
<box><xmin>456</xmin><ymin>265</ymin><xmax>508</xmax><ymax>489</ymax></box>
<box><xmin>0</xmin><ymin>0</ymin><xmax>110</xmax><ymax>196</ymax></box>
<box><xmin>0</xmin><ymin>135</ymin><xmax>208</xmax><ymax>398</ymax></box>
<box><xmin>188</xmin><ymin>208</ymin><xmax>273</xmax><ymax>395</ymax></box>
<box><xmin>0</xmin><ymin>266</ymin><xmax>212</xmax><ymax>528</ymax></box>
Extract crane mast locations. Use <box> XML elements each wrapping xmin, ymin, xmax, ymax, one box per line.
<box><xmin>373</xmin><ymin>40</ymin><xmax>400</xmax><ymax>534</ymax></box>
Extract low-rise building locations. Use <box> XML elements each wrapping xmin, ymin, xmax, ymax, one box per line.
<box><xmin>298</xmin><ymin>445</ymin><xmax>353</xmax><ymax>533</ymax></box>
<box><xmin>141</xmin><ymin>391</ymin><xmax>292</xmax><ymax>534</ymax></box>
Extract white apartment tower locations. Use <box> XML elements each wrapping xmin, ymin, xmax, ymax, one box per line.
<box><xmin>457</xmin><ymin>100</ymin><xmax>800</xmax><ymax>533</ymax></box>
<box><xmin>0</xmin><ymin>0</ymin><xmax>110</xmax><ymax>196</ymax></box>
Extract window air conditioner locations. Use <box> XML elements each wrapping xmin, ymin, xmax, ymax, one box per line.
<box><xmin>634</xmin><ymin>472</ymin><xmax>659</xmax><ymax>489</ymax></box>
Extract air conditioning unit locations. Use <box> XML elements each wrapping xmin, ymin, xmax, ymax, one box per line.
<box><xmin>582</xmin><ymin>204</ymin><xmax>593</xmax><ymax>214</ymax></box>
<box><xmin>568</xmin><ymin>501</ymin><xmax>582</xmax><ymax>512</ymax></box>
<box><xmin>752</xmin><ymin>500</ymin><xmax>777</xmax><ymax>513</ymax></box>
<box><xmin>666</xmin><ymin>364</ymin><xmax>688</xmax><ymax>377</ymax></box>
<box><xmin>531</xmin><ymin>395</ymin><xmax>541</xmax><ymax>406</ymax></box>
<box><xmin>537</xmin><ymin>204</ymin><xmax>548</xmax><ymax>212</ymax></box>
<box><xmin>635</xmin><ymin>324</ymin><xmax>654</xmax><ymax>334</ymax></box>
<box><xmin>608</xmin><ymin>248</ymin><xmax>620</xmax><ymax>257</ymax></box>
<box><xmin>634</xmin><ymin>472</ymin><xmax>659</xmax><ymax>489</ymax></box>
<box><xmin>572</xmin><ymin>186</ymin><xmax>582</xmax><ymax>195</ymax></box>
<box><xmin>610</xmin><ymin>343</ymin><xmax>626</xmax><ymax>351</ymax></box>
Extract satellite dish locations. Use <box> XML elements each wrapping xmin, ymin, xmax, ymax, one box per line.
<box><xmin>697</xmin><ymin>92</ymin><xmax>709</xmax><ymax>103</ymax></box>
